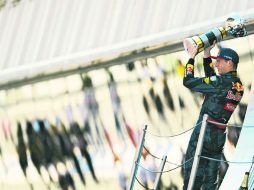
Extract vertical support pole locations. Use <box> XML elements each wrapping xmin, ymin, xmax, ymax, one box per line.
<box><xmin>154</xmin><ymin>155</ymin><xmax>167</xmax><ymax>190</ymax></box>
<box><xmin>128</xmin><ymin>125</ymin><xmax>147</xmax><ymax>190</ymax></box>
<box><xmin>240</xmin><ymin>172</ymin><xmax>249</xmax><ymax>189</ymax></box>
<box><xmin>187</xmin><ymin>114</ymin><xmax>208</xmax><ymax>190</ymax></box>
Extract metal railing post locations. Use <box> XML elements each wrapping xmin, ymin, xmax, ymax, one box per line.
<box><xmin>128</xmin><ymin>125</ymin><xmax>148</xmax><ymax>190</ymax></box>
<box><xmin>187</xmin><ymin>114</ymin><xmax>208</xmax><ymax>190</ymax></box>
<box><xmin>154</xmin><ymin>155</ymin><xmax>167</xmax><ymax>190</ymax></box>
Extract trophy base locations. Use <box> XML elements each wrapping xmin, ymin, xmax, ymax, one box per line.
<box><xmin>183</xmin><ymin>38</ymin><xmax>204</xmax><ymax>54</ymax></box>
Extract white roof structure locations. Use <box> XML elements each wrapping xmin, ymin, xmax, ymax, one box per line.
<box><xmin>1</xmin><ymin>0</ymin><xmax>254</xmax><ymax>88</ymax></box>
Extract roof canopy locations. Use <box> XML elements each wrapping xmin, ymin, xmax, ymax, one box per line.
<box><xmin>0</xmin><ymin>0</ymin><xmax>254</xmax><ymax>88</ymax></box>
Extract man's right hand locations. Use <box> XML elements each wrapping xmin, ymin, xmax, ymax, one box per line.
<box><xmin>183</xmin><ymin>39</ymin><xmax>198</xmax><ymax>59</ymax></box>
<box><xmin>188</xmin><ymin>44</ymin><xmax>198</xmax><ymax>59</ymax></box>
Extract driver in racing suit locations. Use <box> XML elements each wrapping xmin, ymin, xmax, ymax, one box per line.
<box><xmin>183</xmin><ymin>42</ymin><xmax>244</xmax><ymax>190</ymax></box>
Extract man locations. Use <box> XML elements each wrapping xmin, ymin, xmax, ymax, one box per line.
<box><xmin>182</xmin><ymin>42</ymin><xmax>244</xmax><ymax>190</ymax></box>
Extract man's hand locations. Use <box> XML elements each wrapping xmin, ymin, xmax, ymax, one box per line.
<box><xmin>204</xmin><ymin>41</ymin><xmax>216</xmax><ymax>58</ymax></box>
<box><xmin>183</xmin><ymin>39</ymin><xmax>198</xmax><ymax>59</ymax></box>
<box><xmin>188</xmin><ymin>44</ymin><xmax>198</xmax><ymax>59</ymax></box>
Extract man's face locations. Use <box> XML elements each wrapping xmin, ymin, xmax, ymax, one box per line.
<box><xmin>215</xmin><ymin>58</ymin><xmax>232</xmax><ymax>75</ymax></box>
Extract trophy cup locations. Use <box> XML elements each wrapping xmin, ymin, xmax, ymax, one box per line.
<box><xmin>183</xmin><ymin>15</ymin><xmax>247</xmax><ymax>53</ymax></box>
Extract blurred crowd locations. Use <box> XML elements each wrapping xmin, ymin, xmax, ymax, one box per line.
<box><xmin>0</xmin><ymin>56</ymin><xmax>250</xmax><ymax>190</ymax></box>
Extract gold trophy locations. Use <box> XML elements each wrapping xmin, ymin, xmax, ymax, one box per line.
<box><xmin>183</xmin><ymin>15</ymin><xmax>247</xmax><ymax>53</ymax></box>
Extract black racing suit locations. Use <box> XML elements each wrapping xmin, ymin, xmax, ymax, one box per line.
<box><xmin>183</xmin><ymin>57</ymin><xmax>244</xmax><ymax>190</ymax></box>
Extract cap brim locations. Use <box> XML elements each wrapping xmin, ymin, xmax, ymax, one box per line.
<box><xmin>209</xmin><ymin>56</ymin><xmax>218</xmax><ymax>59</ymax></box>
<box><xmin>209</xmin><ymin>56</ymin><xmax>225</xmax><ymax>60</ymax></box>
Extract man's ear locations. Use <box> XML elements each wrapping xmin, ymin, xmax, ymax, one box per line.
<box><xmin>228</xmin><ymin>60</ymin><xmax>234</xmax><ymax>67</ymax></box>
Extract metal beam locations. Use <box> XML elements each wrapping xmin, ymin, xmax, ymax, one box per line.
<box><xmin>1</xmin><ymin>22</ymin><xmax>254</xmax><ymax>90</ymax></box>
<box><xmin>0</xmin><ymin>42</ymin><xmax>183</xmax><ymax>90</ymax></box>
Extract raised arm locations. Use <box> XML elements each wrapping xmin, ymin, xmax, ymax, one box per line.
<box><xmin>183</xmin><ymin>42</ymin><xmax>221</xmax><ymax>94</ymax></box>
<box><xmin>203</xmin><ymin>41</ymin><xmax>216</xmax><ymax>77</ymax></box>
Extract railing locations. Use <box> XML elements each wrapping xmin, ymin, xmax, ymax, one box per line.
<box><xmin>127</xmin><ymin>114</ymin><xmax>254</xmax><ymax>190</ymax></box>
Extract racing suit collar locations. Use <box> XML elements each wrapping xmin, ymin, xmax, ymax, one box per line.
<box><xmin>221</xmin><ymin>70</ymin><xmax>237</xmax><ymax>77</ymax></box>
